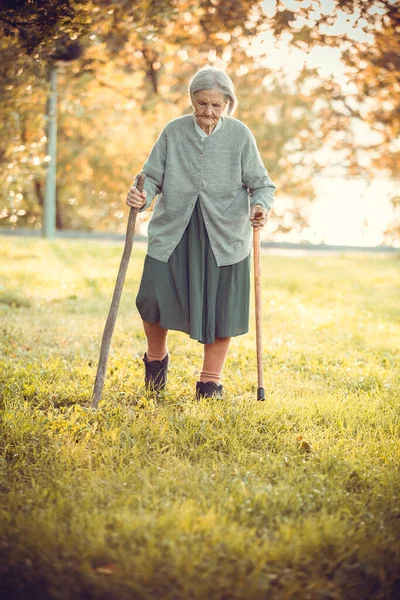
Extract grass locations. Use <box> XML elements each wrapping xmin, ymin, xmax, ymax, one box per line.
<box><xmin>0</xmin><ymin>237</ymin><xmax>400</xmax><ymax>600</ymax></box>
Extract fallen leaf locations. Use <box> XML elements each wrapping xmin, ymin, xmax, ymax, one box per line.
<box><xmin>297</xmin><ymin>436</ymin><xmax>312</xmax><ymax>452</ymax></box>
<box><xmin>94</xmin><ymin>563</ymin><xmax>122</xmax><ymax>575</ymax></box>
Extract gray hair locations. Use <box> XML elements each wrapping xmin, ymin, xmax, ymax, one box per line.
<box><xmin>188</xmin><ymin>66</ymin><xmax>238</xmax><ymax>116</ymax></box>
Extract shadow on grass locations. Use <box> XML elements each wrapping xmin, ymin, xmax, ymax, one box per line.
<box><xmin>0</xmin><ymin>292</ymin><xmax>31</xmax><ymax>308</ymax></box>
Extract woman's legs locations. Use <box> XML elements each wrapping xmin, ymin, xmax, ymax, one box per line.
<box><xmin>142</xmin><ymin>324</ymin><xmax>230</xmax><ymax>395</ymax></box>
<box><xmin>143</xmin><ymin>321</ymin><xmax>168</xmax><ymax>361</ymax></box>
<box><xmin>142</xmin><ymin>321</ymin><xmax>169</xmax><ymax>391</ymax></box>
<box><xmin>199</xmin><ymin>336</ymin><xmax>231</xmax><ymax>385</ymax></box>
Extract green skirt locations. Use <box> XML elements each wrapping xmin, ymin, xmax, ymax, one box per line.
<box><xmin>136</xmin><ymin>202</ymin><xmax>250</xmax><ymax>344</ymax></box>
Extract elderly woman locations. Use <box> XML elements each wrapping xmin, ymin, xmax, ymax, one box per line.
<box><xmin>126</xmin><ymin>66</ymin><xmax>276</xmax><ymax>399</ymax></box>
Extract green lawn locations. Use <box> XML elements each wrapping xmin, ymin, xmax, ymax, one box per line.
<box><xmin>1</xmin><ymin>237</ymin><xmax>400</xmax><ymax>600</ymax></box>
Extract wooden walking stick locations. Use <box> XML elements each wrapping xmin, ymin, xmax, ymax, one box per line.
<box><xmin>253</xmin><ymin>214</ymin><xmax>265</xmax><ymax>401</ymax></box>
<box><xmin>91</xmin><ymin>173</ymin><xmax>146</xmax><ymax>408</ymax></box>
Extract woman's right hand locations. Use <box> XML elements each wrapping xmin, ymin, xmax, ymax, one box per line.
<box><xmin>126</xmin><ymin>185</ymin><xmax>147</xmax><ymax>210</ymax></box>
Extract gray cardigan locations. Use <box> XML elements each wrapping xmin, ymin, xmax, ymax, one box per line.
<box><xmin>135</xmin><ymin>114</ymin><xmax>276</xmax><ymax>267</ymax></box>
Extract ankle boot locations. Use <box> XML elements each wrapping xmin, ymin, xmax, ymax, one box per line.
<box><xmin>196</xmin><ymin>381</ymin><xmax>223</xmax><ymax>400</ymax></box>
<box><xmin>143</xmin><ymin>353</ymin><xmax>169</xmax><ymax>391</ymax></box>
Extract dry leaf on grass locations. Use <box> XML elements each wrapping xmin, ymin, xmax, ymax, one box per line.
<box><xmin>297</xmin><ymin>435</ymin><xmax>312</xmax><ymax>453</ymax></box>
<box><xmin>94</xmin><ymin>563</ymin><xmax>122</xmax><ymax>575</ymax></box>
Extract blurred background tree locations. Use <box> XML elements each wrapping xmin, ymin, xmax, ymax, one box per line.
<box><xmin>267</xmin><ymin>0</ymin><xmax>399</xmax><ymax>176</ymax></box>
<box><xmin>0</xmin><ymin>0</ymin><xmax>398</xmax><ymax>241</ymax></box>
<box><xmin>266</xmin><ymin>0</ymin><xmax>400</xmax><ymax>240</ymax></box>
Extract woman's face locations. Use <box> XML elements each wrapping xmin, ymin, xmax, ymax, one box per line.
<box><xmin>192</xmin><ymin>89</ymin><xmax>227</xmax><ymax>132</ymax></box>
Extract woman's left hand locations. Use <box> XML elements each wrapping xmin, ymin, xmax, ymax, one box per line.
<box><xmin>250</xmin><ymin>204</ymin><xmax>269</xmax><ymax>231</ymax></box>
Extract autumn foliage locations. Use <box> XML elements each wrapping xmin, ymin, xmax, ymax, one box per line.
<box><xmin>0</xmin><ymin>0</ymin><xmax>399</xmax><ymax>238</ymax></box>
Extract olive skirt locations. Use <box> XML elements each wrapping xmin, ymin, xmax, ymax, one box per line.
<box><xmin>136</xmin><ymin>201</ymin><xmax>250</xmax><ymax>344</ymax></box>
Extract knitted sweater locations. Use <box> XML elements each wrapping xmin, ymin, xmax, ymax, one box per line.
<box><xmin>135</xmin><ymin>114</ymin><xmax>276</xmax><ymax>267</ymax></box>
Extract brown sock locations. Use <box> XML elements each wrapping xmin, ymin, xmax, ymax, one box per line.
<box><xmin>200</xmin><ymin>337</ymin><xmax>231</xmax><ymax>384</ymax></box>
<box><xmin>143</xmin><ymin>321</ymin><xmax>168</xmax><ymax>362</ymax></box>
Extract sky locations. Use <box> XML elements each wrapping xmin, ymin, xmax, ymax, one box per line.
<box><xmin>304</xmin><ymin>176</ymin><xmax>395</xmax><ymax>246</ymax></box>
<box><xmin>257</xmin><ymin>0</ymin><xmax>397</xmax><ymax>246</ymax></box>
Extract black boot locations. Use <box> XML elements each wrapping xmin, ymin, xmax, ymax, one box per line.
<box><xmin>195</xmin><ymin>381</ymin><xmax>223</xmax><ymax>400</ymax></box>
<box><xmin>143</xmin><ymin>353</ymin><xmax>169</xmax><ymax>391</ymax></box>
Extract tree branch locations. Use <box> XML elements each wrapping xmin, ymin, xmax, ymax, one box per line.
<box><xmin>0</xmin><ymin>15</ymin><xmax>36</xmax><ymax>32</ymax></box>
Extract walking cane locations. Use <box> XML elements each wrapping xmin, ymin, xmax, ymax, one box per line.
<box><xmin>253</xmin><ymin>213</ymin><xmax>265</xmax><ymax>401</ymax></box>
<box><xmin>91</xmin><ymin>173</ymin><xmax>146</xmax><ymax>408</ymax></box>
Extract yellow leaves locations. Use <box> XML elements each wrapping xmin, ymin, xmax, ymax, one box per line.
<box><xmin>44</xmin><ymin>404</ymin><xmax>97</xmax><ymax>442</ymax></box>
<box><xmin>138</xmin><ymin>395</ymin><xmax>148</xmax><ymax>408</ymax></box>
<box><xmin>137</xmin><ymin>395</ymin><xmax>155</xmax><ymax>411</ymax></box>
<box><xmin>22</xmin><ymin>384</ymin><xmax>36</xmax><ymax>399</ymax></box>
<box><xmin>38</xmin><ymin>397</ymin><xmax>153</xmax><ymax>446</ymax></box>
<box><xmin>73</xmin><ymin>404</ymin><xmax>87</xmax><ymax>415</ymax></box>
<box><xmin>107</xmin><ymin>428</ymin><xmax>121</xmax><ymax>442</ymax></box>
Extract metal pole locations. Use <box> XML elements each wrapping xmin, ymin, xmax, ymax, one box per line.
<box><xmin>43</xmin><ymin>63</ymin><xmax>57</xmax><ymax>239</ymax></box>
